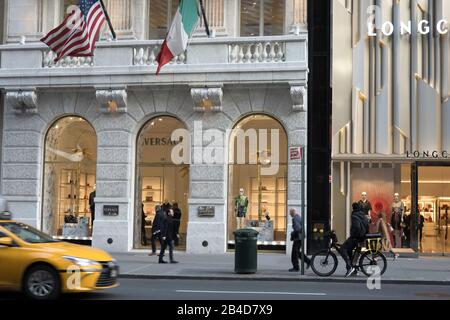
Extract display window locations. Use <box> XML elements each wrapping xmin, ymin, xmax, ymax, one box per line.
<box><xmin>42</xmin><ymin>117</ymin><xmax>97</xmax><ymax>240</ymax></box>
<box><xmin>331</xmin><ymin>163</ymin><xmax>412</xmax><ymax>250</ymax></box>
<box><xmin>135</xmin><ymin>116</ymin><xmax>189</xmax><ymax>250</ymax></box>
<box><xmin>227</xmin><ymin>114</ymin><xmax>288</xmax><ymax>250</ymax></box>
<box><xmin>415</xmin><ymin>166</ymin><xmax>450</xmax><ymax>254</ymax></box>
<box><xmin>334</xmin><ymin>162</ymin><xmax>450</xmax><ymax>255</ymax></box>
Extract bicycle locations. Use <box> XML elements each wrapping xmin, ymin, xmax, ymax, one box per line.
<box><xmin>310</xmin><ymin>231</ymin><xmax>387</xmax><ymax>277</ymax></box>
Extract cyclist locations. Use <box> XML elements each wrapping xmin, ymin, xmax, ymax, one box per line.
<box><xmin>342</xmin><ymin>202</ymin><xmax>369</xmax><ymax>277</ymax></box>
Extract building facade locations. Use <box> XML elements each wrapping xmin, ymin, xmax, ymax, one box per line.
<box><xmin>332</xmin><ymin>0</ymin><xmax>450</xmax><ymax>254</ymax></box>
<box><xmin>0</xmin><ymin>0</ymin><xmax>308</xmax><ymax>254</ymax></box>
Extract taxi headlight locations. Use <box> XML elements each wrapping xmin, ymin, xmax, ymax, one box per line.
<box><xmin>63</xmin><ymin>256</ymin><xmax>101</xmax><ymax>267</ymax></box>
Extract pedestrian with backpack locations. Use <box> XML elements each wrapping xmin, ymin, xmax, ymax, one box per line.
<box><xmin>341</xmin><ymin>202</ymin><xmax>369</xmax><ymax>277</ymax></box>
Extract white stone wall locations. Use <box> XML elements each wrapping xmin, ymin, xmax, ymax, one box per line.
<box><xmin>1</xmin><ymin>85</ymin><xmax>306</xmax><ymax>254</ymax></box>
<box><xmin>0</xmin><ymin>0</ymin><xmax>308</xmax><ymax>254</ymax></box>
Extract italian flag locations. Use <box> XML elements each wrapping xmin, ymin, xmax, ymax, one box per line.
<box><xmin>156</xmin><ymin>0</ymin><xmax>200</xmax><ymax>75</ymax></box>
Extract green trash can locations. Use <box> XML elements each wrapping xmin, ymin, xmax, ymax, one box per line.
<box><xmin>234</xmin><ymin>228</ymin><xmax>259</xmax><ymax>274</ymax></box>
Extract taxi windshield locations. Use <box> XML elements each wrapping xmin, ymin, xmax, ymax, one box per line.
<box><xmin>1</xmin><ymin>222</ymin><xmax>59</xmax><ymax>244</ymax></box>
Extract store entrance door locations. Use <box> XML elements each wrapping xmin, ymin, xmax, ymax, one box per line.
<box><xmin>417</xmin><ymin>164</ymin><xmax>450</xmax><ymax>255</ymax></box>
<box><xmin>136</xmin><ymin>164</ymin><xmax>189</xmax><ymax>250</ymax></box>
<box><xmin>135</xmin><ymin>116</ymin><xmax>190</xmax><ymax>251</ymax></box>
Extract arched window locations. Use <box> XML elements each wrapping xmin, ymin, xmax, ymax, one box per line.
<box><xmin>42</xmin><ymin>117</ymin><xmax>97</xmax><ymax>239</ymax></box>
<box><xmin>228</xmin><ymin>114</ymin><xmax>288</xmax><ymax>249</ymax></box>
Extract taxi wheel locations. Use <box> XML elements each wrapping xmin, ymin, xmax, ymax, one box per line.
<box><xmin>23</xmin><ymin>264</ymin><xmax>61</xmax><ymax>300</ymax></box>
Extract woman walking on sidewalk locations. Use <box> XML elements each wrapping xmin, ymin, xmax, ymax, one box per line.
<box><xmin>377</xmin><ymin>211</ymin><xmax>399</xmax><ymax>260</ymax></box>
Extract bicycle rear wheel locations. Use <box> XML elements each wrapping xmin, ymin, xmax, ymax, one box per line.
<box><xmin>311</xmin><ymin>250</ymin><xmax>338</xmax><ymax>277</ymax></box>
<box><xmin>359</xmin><ymin>251</ymin><xmax>387</xmax><ymax>277</ymax></box>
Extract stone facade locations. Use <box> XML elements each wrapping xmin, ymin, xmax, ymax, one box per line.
<box><xmin>0</xmin><ymin>0</ymin><xmax>308</xmax><ymax>254</ymax></box>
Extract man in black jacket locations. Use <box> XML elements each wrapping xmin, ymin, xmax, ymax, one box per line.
<box><xmin>149</xmin><ymin>205</ymin><xmax>164</xmax><ymax>256</ymax></box>
<box><xmin>341</xmin><ymin>202</ymin><xmax>369</xmax><ymax>277</ymax></box>
<box><xmin>289</xmin><ymin>208</ymin><xmax>310</xmax><ymax>272</ymax></box>
<box><xmin>159</xmin><ymin>208</ymin><xmax>179</xmax><ymax>264</ymax></box>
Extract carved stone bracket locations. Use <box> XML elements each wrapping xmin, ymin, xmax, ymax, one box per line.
<box><xmin>96</xmin><ymin>88</ymin><xmax>128</xmax><ymax>114</ymax></box>
<box><xmin>290</xmin><ymin>85</ymin><xmax>307</xmax><ymax>112</ymax></box>
<box><xmin>191</xmin><ymin>87</ymin><xmax>223</xmax><ymax>112</ymax></box>
<box><xmin>6</xmin><ymin>89</ymin><xmax>38</xmax><ymax>114</ymax></box>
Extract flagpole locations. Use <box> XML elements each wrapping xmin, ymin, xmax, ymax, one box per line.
<box><xmin>198</xmin><ymin>0</ymin><xmax>211</xmax><ymax>37</ymax></box>
<box><xmin>99</xmin><ymin>0</ymin><xmax>116</xmax><ymax>40</ymax></box>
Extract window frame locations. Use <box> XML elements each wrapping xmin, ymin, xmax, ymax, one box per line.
<box><xmin>0</xmin><ymin>0</ymin><xmax>5</xmax><ymax>44</ymax></box>
<box><xmin>147</xmin><ymin>0</ymin><xmax>178</xmax><ymax>40</ymax></box>
<box><xmin>239</xmin><ymin>0</ymin><xmax>287</xmax><ymax>37</ymax></box>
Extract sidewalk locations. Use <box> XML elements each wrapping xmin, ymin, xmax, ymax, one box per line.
<box><xmin>112</xmin><ymin>251</ymin><xmax>450</xmax><ymax>285</ymax></box>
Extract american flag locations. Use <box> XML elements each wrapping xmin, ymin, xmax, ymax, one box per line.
<box><xmin>41</xmin><ymin>0</ymin><xmax>106</xmax><ymax>61</ymax></box>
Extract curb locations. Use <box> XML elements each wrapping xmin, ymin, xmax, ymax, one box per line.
<box><xmin>118</xmin><ymin>274</ymin><xmax>450</xmax><ymax>286</ymax></box>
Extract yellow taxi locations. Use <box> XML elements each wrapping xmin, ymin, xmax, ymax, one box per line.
<box><xmin>0</xmin><ymin>212</ymin><xmax>119</xmax><ymax>299</ymax></box>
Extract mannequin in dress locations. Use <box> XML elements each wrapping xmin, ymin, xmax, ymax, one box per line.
<box><xmin>235</xmin><ymin>188</ymin><xmax>249</xmax><ymax>230</ymax></box>
<box><xmin>391</xmin><ymin>193</ymin><xmax>405</xmax><ymax>215</ymax></box>
<box><xmin>358</xmin><ymin>192</ymin><xmax>372</xmax><ymax>218</ymax></box>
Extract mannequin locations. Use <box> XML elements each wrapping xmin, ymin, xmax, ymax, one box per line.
<box><xmin>391</xmin><ymin>193</ymin><xmax>405</xmax><ymax>248</ymax></box>
<box><xmin>358</xmin><ymin>192</ymin><xmax>372</xmax><ymax>218</ymax></box>
<box><xmin>235</xmin><ymin>188</ymin><xmax>249</xmax><ymax>230</ymax></box>
<box><xmin>391</xmin><ymin>193</ymin><xmax>405</xmax><ymax>216</ymax></box>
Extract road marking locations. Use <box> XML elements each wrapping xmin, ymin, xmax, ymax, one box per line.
<box><xmin>176</xmin><ymin>290</ymin><xmax>326</xmax><ymax>296</ymax></box>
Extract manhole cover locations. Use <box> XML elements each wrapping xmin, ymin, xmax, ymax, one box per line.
<box><xmin>415</xmin><ymin>292</ymin><xmax>450</xmax><ymax>298</ymax></box>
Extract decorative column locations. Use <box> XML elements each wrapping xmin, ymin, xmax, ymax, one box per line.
<box><xmin>290</xmin><ymin>85</ymin><xmax>307</xmax><ymax>112</ymax></box>
<box><xmin>191</xmin><ymin>86</ymin><xmax>223</xmax><ymax>112</ymax></box>
<box><xmin>96</xmin><ymin>88</ymin><xmax>128</xmax><ymax>114</ymax></box>
<box><xmin>5</xmin><ymin>89</ymin><xmax>38</xmax><ymax>114</ymax></box>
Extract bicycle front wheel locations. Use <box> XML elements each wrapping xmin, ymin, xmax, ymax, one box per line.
<box><xmin>359</xmin><ymin>251</ymin><xmax>387</xmax><ymax>277</ymax></box>
<box><xmin>311</xmin><ymin>250</ymin><xmax>338</xmax><ymax>277</ymax></box>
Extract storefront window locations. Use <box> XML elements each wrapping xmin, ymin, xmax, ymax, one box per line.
<box><xmin>240</xmin><ymin>0</ymin><xmax>284</xmax><ymax>36</ymax></box>
<box><xmin>331</xmin><ymin>163</ymin><xmax>413</xmax><ymax>251</ymax></box>
<box><xmin>228</xmin><ymin>114</ymin><xmax>288</xmax><ymax>249</ymax></box>
<box><xmin>416</xmin><ymin>166</ymin><xmax>450</xmax><ymax>254</ymax></box>
<box><xmin>42</xmin><ymin>117</ymin><xmax>97</xmax><ymax>239</ymax></box>
<box><xmin>135</xmin><ymin>116</ymin><xmax>189</xmax><ymax>250</ymax></box>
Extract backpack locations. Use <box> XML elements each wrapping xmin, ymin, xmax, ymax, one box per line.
<box><xmin>351</xmin><ymin>212</ymin><xmax>368</xmax><ymax>239</ymax></box>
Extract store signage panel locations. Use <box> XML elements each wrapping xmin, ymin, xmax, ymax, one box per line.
<box><xmin>103</xmin><ymin>205</ymin><xmax>119</xmax><ymax>216</ymax></box>
<box><xmin>289</xmin><ymin>147</ymin><xmax>303</xmax><ymax>160</ymax></box>
<box><xmin>197</xmin><ymin>206</ymin><xmax>215</xmax><ymax>217</ymax></box>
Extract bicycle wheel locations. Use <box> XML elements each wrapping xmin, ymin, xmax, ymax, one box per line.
<box><xmin>311</xmin><ymin>250</ymin><xmax>338</xmax><ymax>277</ymax></box>
<box><xmin>359</xmin><ymin>251</ymin><xmax>387</xmax><ymax>277</ymax></box>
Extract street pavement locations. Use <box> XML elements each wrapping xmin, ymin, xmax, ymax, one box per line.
<box><xmin>2</xmin><ymin>278</ymin><xmax>450</xmax><ymax>300</ymax></box>
<box><xmin>112</xmin><ymin>251</ymin><xmax>450</xmax><ymax>284</ymax></box>
<box><xmin>35</xmin><ymin>279</ymin><xmax>450</xmax><ymax>300</ymax></box>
